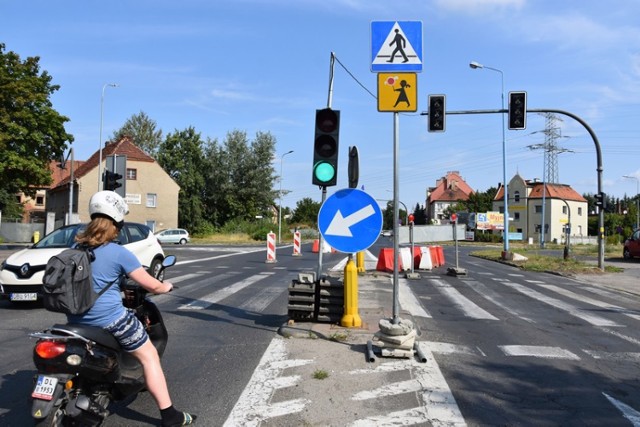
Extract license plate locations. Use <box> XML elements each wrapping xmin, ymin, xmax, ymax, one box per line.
<box><xmin>32</xmin><ymin>375</ymin><xmax>58</xmax><ymax>401</ymax></box>
<box><xmin>10</xmin><ymin>292</ymin><xmax>38</xmax><ymax>301</ymax></box>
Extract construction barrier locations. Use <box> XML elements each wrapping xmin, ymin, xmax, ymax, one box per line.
<box><xmin>265</xmin><ymin>231</ymin><xmax>277</xmax><ymax>263</ymax></box>
<box><xmin>418</xmin><ymin>246</ymin><xmax>433</xmax><ymax>270</ymax></box>
<box><xmin>434</xmin><ymin>245</ymin><xmax>445</xmax><ymax>266</ymax></box>
<box><xmin>311</xmin><ymin>239</ymin><xmax>334</xmax><ymax>253</ymax></box>
<box><xmin>399</xmin><ymin>247</ymin><xmax>412</xmax><ymax>271</ymax></box>
<box><xmin>376</xmin><ymin>248</ymin><xmax>402</xmax><ymax>273</ymax></box>
<box><xmin>292</xmin><ymin>231</ymin><xmax>302</xmax><ymax>256</ymax></box>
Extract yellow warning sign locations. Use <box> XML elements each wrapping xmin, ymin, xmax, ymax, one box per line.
<box><xmin>377</xmin><ymin>73</ymin><xmax>417</xmax><ymax>112</ymax></box>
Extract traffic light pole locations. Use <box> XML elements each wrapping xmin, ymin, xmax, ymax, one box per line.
<box><xmin>423</xmin><ymin>107</ymin><xmax>605</xmax><ymax>270</ymax></box>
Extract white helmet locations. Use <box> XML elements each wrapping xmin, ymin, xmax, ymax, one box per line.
<box><xmin>89</xmin><ymin>191</ymin><xmax>129</xmax><ymax>225</ymax></box>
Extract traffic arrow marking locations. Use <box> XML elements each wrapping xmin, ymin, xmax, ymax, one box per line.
<box><xmin>325</xmin><ymin>204</ymin><xmax>376</xmax><ymax>237</ymax></box>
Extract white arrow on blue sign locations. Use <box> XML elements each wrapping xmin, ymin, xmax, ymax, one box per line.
<box><xmin>318</xmin><ymin>188</ymin><xmax>383</xmax><ymax>253</ymax></box>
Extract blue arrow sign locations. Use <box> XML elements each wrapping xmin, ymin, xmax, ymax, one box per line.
<box><xmin>371</xmin><ymin>21</ymin><xmax>423</xmax><ymax>72</ymax></box>
<box><xmin>318</xmin><ymin>188</ymin><xmax>383</xmax><ymax>253</ymax></box>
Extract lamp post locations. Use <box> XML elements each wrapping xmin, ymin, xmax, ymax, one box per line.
<box><xmin>623</xmin><ymin>175</ymin><xmax>640</xmax><ymax>229</ymax></box>
<box><xmin>98</xmin><ymin>83</ymin><xmax>118</xmax><ymax>191</ymax></box>
<box><xmin>278</xmin><ymin>150</ymin><xmax>294</xmax><ymax>244</ymax></box>
<box><xmin>470</xmin><ymin>61</ymin><xmax>509</xmax><ymax>256</ymax></box>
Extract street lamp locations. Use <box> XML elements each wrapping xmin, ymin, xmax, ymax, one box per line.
<box><xmin>623</xmin><ymin>175</ymin><xmax>640</xmax><ymax>229</ymax></box>
<box><xmin>470</xmin><ymin>60</ymin><xmax>509</xmax><ymax>256</ymax></box>
<box><xmin>278</xmin><ymin>150</ymin><xmax>294</xmax><ymax>244</ymax></box>
<box><xmin>98</xmin><ymin>83</ymin><xmax>118</xmax><ymax>191</ymax></box>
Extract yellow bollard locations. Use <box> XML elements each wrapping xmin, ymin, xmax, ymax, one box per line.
<box><xmin>356</xmin><ymin>251</ymin><xmax>365</xmax><ymax>273</ymax></box>
<box><xmin>341</xmin><ymin>257</ymin><xmax>362</xmax><ymax>327</ymax></box>
<box><xmin>33</xmin><ymin>231</ymin><xmax>40</xmax><ymax>243</ymax></box>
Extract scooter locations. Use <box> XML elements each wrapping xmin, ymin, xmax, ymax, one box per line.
<box><xmin>29</xmin><ymin>255</ymin><xmax>177</xmax><ymax>426</ymax></box>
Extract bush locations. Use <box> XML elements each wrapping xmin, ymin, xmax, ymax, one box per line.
<box><xmin>475</xmin><ymin>232</ymin><xmax>502</xmax><ymax>243</ymax></box>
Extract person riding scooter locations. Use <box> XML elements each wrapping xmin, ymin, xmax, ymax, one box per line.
<box><xmin>69</xmin><ymin>190</ymin><xmax>196</xmax><ymax>426</ymax></box>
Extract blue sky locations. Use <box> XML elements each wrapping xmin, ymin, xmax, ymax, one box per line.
<box><xmin>3</xmin><ymin>0</ymin><xmax>640</xmax><ymax>212</ymax></box>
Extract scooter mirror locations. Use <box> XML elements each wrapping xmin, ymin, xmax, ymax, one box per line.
<box><xmin>162</xmin><ymin>255</ymin><xmax>177</xmax><ymax>268</ymax></box>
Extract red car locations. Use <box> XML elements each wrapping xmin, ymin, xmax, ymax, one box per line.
<box><xmin>623</xmin><ymin>229</ymin><xmax>640</xmax><ymax>260</ymax></box>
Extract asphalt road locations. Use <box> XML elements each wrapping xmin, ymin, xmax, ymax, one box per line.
<box><xmin>2</xmin><ymin>240</ymin><xmax>640</xmax><ymax>425</ymax></box>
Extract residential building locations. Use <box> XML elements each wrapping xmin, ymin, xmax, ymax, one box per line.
<box><xmin>426</xmin><ymin>171</ymin><xmax>474</xmax><ymax>223</ymax></box>
<box><xmin>494</xmin><ymin>173</ymin><xmax>588</xmax><ymax>243</ymax></box>
<box><xmin>46</xmin><ymin>137</ymin><xmax>179</xmax><ymax>232</ymax></box>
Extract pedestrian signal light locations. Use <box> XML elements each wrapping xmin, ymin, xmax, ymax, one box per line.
<box><xmin>103</xmin><ymin>170</ymin><xmax>123</xmax><ymax>192</ymax></box>
<box><xmin>595</xmin><ymin>192</ymin><xmax>606</xmax><ymax>209</ymax></box>
<box><xmin>312</xmin><ymin>108</ymin><xmax>340</xmax><ymax>187</ymax></box>
<box><xmin>428</xmin><ymin>95</ymin><xmax>446</xmax><ymax>132</ymax></box>
<box><xmin>508</xmin><ymin>91</ymin><xmax>527</xmax><ymax>130</ymax></box>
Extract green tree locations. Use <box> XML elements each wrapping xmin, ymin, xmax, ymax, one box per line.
<box><xmin>382</xmin><ymin>201</ymin><xmax>407</xmax><ymax>229</ymax></box>
<box><xmin>0</xmin><ymin>44</ymin><xmax>73</xmax><ymax>214</ymax></box>
<box><xmin>156</xmin><ymin>127</ymin><xmax>207</xmax><ymax>233</ymax></box>
<box><xmin>203</xmin><ymin>130</ymin><xmax>277</xmax><ymax>227</ymax></box>
<box><xmin>291</xmin><ymin>197</ymin><xmax>321</xmax><ymax>226</ymax></box>
<box><xmin>411</xmin><ymin>203</ymin><xmax>427</xmax><ymax>225</ymax></box>
<box><xmin>111</xmin><ymin>111</ymin><xmax>162</xmax><ymax>157</ymax></box>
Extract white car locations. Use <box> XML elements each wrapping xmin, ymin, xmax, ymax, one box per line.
<box><xmin>0</xmin><ymin>222</ymin><xmax>165</xmax><ymax>303</ymax></box>
<box><xmin>155</xmin><ymin>228</ymin><xmax>190</xmax><ymax>245</ymax></box>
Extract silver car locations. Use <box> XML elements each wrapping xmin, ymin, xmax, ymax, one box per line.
<box><xmin>155</xmin><ymin>228</ymin><xmax>190</xmax><ymax>245</ymax></box>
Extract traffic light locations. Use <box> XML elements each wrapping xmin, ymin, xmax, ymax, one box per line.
<box><xmin>312</xmin><ymin>108</ymin><xmax>340</xmax><ymax>187</ymax></box>
<box><xmin>595</xmin><ymin>191</ymin><xmax>606</xmax><ymax>209</ymax></box>
<box><xmin>428</xmin><ymin>94</ymin><xmax>445</xmax><ymax>132</ymax></box>
<box><xmin>103</xmin><ymin>170</ymin><xmax>123</xmax><ymax>192</ymax></box>
<box><xmin>348</xmin><ymin>146</ymin><xmax>359</xmax><ymax>189</ymax></box>
<box><xmin>508</xmin><ymin>91</ymin><xmax>527</xmax><ymax>130</ymax></box>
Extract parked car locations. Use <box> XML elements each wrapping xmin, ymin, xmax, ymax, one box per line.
<box><xmin>155</xmin><ymin>228</ymin><xmax>190</xmax><ymax>245</ymax></box>
<box><xmin>623</xmin><ymin>229</ymin><xmax>640</xmax><ymax>260</ymax></box>
<box><xmin>0</xmin><ymin>222</ymin><xmax>165</xmax><ymax>302</ymax></box>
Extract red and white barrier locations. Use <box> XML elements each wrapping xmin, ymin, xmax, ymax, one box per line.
<box><xmin>292</xmin><ymin>231</ymin><xmax>302</xmax><ymax>256</ymax></box>
<box><xmin>265</xmin><ymin>231</ymin><xmax>277</xmax><ymax>263</ymax></box>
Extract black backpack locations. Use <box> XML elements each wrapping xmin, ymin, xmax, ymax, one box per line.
<box><xmin>42</xmin><ymin>247</ymin><xmax>116</xmax><ymax>315</ymax></box>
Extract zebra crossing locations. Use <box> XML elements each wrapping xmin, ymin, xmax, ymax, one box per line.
<box><xmin>165</xmin><ymin>265</ymin><xmax>640</xmax><ymax>425</ymax></box>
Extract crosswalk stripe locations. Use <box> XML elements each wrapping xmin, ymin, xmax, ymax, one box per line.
<box><xmin>398</xmin><ymin>278</ymin><xmax>431</xmax><ymax>318</ymax></box>
<box><xmin>538</xmin><ymin>284</ymin><xmax>640</xmax><ymax>322</ymax></box>
<box><xmin>431</xmin><ymin>278</ymin><xmax>498</xmax><ymax>320</ymax></box>
<box><xmin>461</xmin><ymin>279</ymin><xmax>535</xmax><ymax>323</ymax></box>
<box><xmin>178</xmin><ymin>272</ymin><xmax>274</xmax><ymax>310</ymax></box>
<box><xmin>238</xmin><ymin>285</ymin><xmax>284</xmax><ymax>312</ymax></box>
<box><xmin>584</xmin><ymin>350</ymin><xmax>640</xmax><ymax>362</ymax></box>
<box><xmin>496</xmin><ymin>280</ymin><xmax>621</xmax><ymax>327</ymax></box>
<box><xmin>499</xmin><ymin>345</ymin><xmax>580</xmax><ymax>360</ymax></box>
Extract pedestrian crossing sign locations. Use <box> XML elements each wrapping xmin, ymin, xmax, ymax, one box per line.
<box><xmin>371</xmin><ymin>21</ymin><xmax>423</xmax><ymax>72</ymax></box>
<box><xmin>377</xmin><ymin>73</ymin><xmax>417</xmax><ymax>112</ymax></box>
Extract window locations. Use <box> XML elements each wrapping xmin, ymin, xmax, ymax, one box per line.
<box><xmin>535</xmin><ymin>205</ymin><xmax>542</xmax><ymax>213</ymax></box>
<box><xmin>514</xmin><ymin>212</ymin><xmax>520</xmax><ymax>221</ymax></box>
<box><xmin>578</xmin><ymin>207</ymin><xmax>583</xmax><ymax>216</ymax></box>
<box><xmin>514</xmin><ymin>191</ymin><xmax>520</xmax><ymax>202</ymax></box>
<box><xmin>146</xmin><ymin>220</ymin><xmax>156</xmax><ymax>232</ymax></box>
<box><xmin>562</xmin><ymin>206</ymin><xmax>567</xmax><ymax>214</ymax></box>
<box><xmin>35</xmin><ymin>195</ymin><xmax>44</xmax><ymax>206</ymax></box>
<box><xmin>127</xmin><ymin>168</ymin><xmax>137</xmax><ymax>180</ymax></box>
<box><xmin>146</xmin><ymin>193</ymin><xmax>157</xmax><ymax>208</ymax></box>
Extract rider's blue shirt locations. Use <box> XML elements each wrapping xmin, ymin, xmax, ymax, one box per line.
<box><xmin>67</xmin><ymin>242</ymin><xmax>141</xmax><ymax>327</ymax></box>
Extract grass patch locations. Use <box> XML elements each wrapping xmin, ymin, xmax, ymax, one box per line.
<box><xmin>312</xmin><ymin>369</ymin><xmax>329</xmax><ymax>380</ymax></box>
<box><xmin>329</xmin><ymin>332</ymin><xmax>349</xmax><ymax>342</ymax></box>
<box><xmin>191</xmin><ymin>233</ymin><xmax>256</xmax><ymax>244</ymax></box>
<box><xmin>470</xmin><ymin>249</ymin><xmax>623</xmax><ymax>274</ymax></box>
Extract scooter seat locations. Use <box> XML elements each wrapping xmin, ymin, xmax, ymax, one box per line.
<box><xmin>52</xmin><ymin>324</ymin><xmax>120</xmax><ymax>350</ymax></box>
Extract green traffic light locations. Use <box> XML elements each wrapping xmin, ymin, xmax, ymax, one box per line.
<box><xmin>313</xmin><ymin>161</ymin><xmax>336</xmax><ymax>183</ymax></box>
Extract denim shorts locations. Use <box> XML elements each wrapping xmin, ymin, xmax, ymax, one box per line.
<box><xmin>104</xmin><ymin>309</ymin><xmax>149</xmax><ymax>352</ymax></box>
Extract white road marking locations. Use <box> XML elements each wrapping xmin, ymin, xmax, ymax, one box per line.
<box><xmin>350</xmin><ymin>407</ymin><xmax>430</xmax><ymax>427</ymax></box>
<box><xmin>496</xmin><ymin>280</ymin><xmax>621</xmax><ymax>327</ymax></box>
<box><xmin>176</xmin><ymin>247</ymin><xmax>264</xmax><ymax>266</ymax></box>
<box><xmin>499</xmin><ymin>345</ymin><xmax>580</xmax><ymax>360</ymax></box>
<box><xmin>584</xmin><ymin>350</ymin><xmax>640</xmax><ymax>362</ymax></box>
<box><xmin>223</xmin><ymin>338</ymin><xmax>312</xmax><ymax>427</ymax></box>
<box><xmin>603</xmin><ymin>393</ymin><xmax>640</xmax><ymax>426</ymax></box>
<box><xmin>431</xmin><ymin>278</ymin><xmax>498</xmax><ymax>320</ymax></box>
<box><xmin>539</xmin><ymin>283</ymin><xmax>640</xmax><ymax>321</ymax></box>
<box><xmin>397</xmin><ymin>277</ymin><xmax>431</xmax><ymax>318</ymax></box>
<box><xmin>427</xmin><ymin>341</ymin><xmax>486</xmax><ymax>357</ymax></box>
<box><xmin>178</xmin><ymin>272</ymin><xmax>273</xmax><ymax>310</ymax></box>
<box><xmin>461</xmin><ymin>279</ymin><xmax>535</xmax><ymax>323</ymax></box>
<box><xmin>597</xmin><ymin>328</ymin><xmax>640</xmax><ymax>346</ymax></box>
<box><xmin>239</xmin><ymin>285</ymin><xmax>283</xmax><ymax>312</ymax></box>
